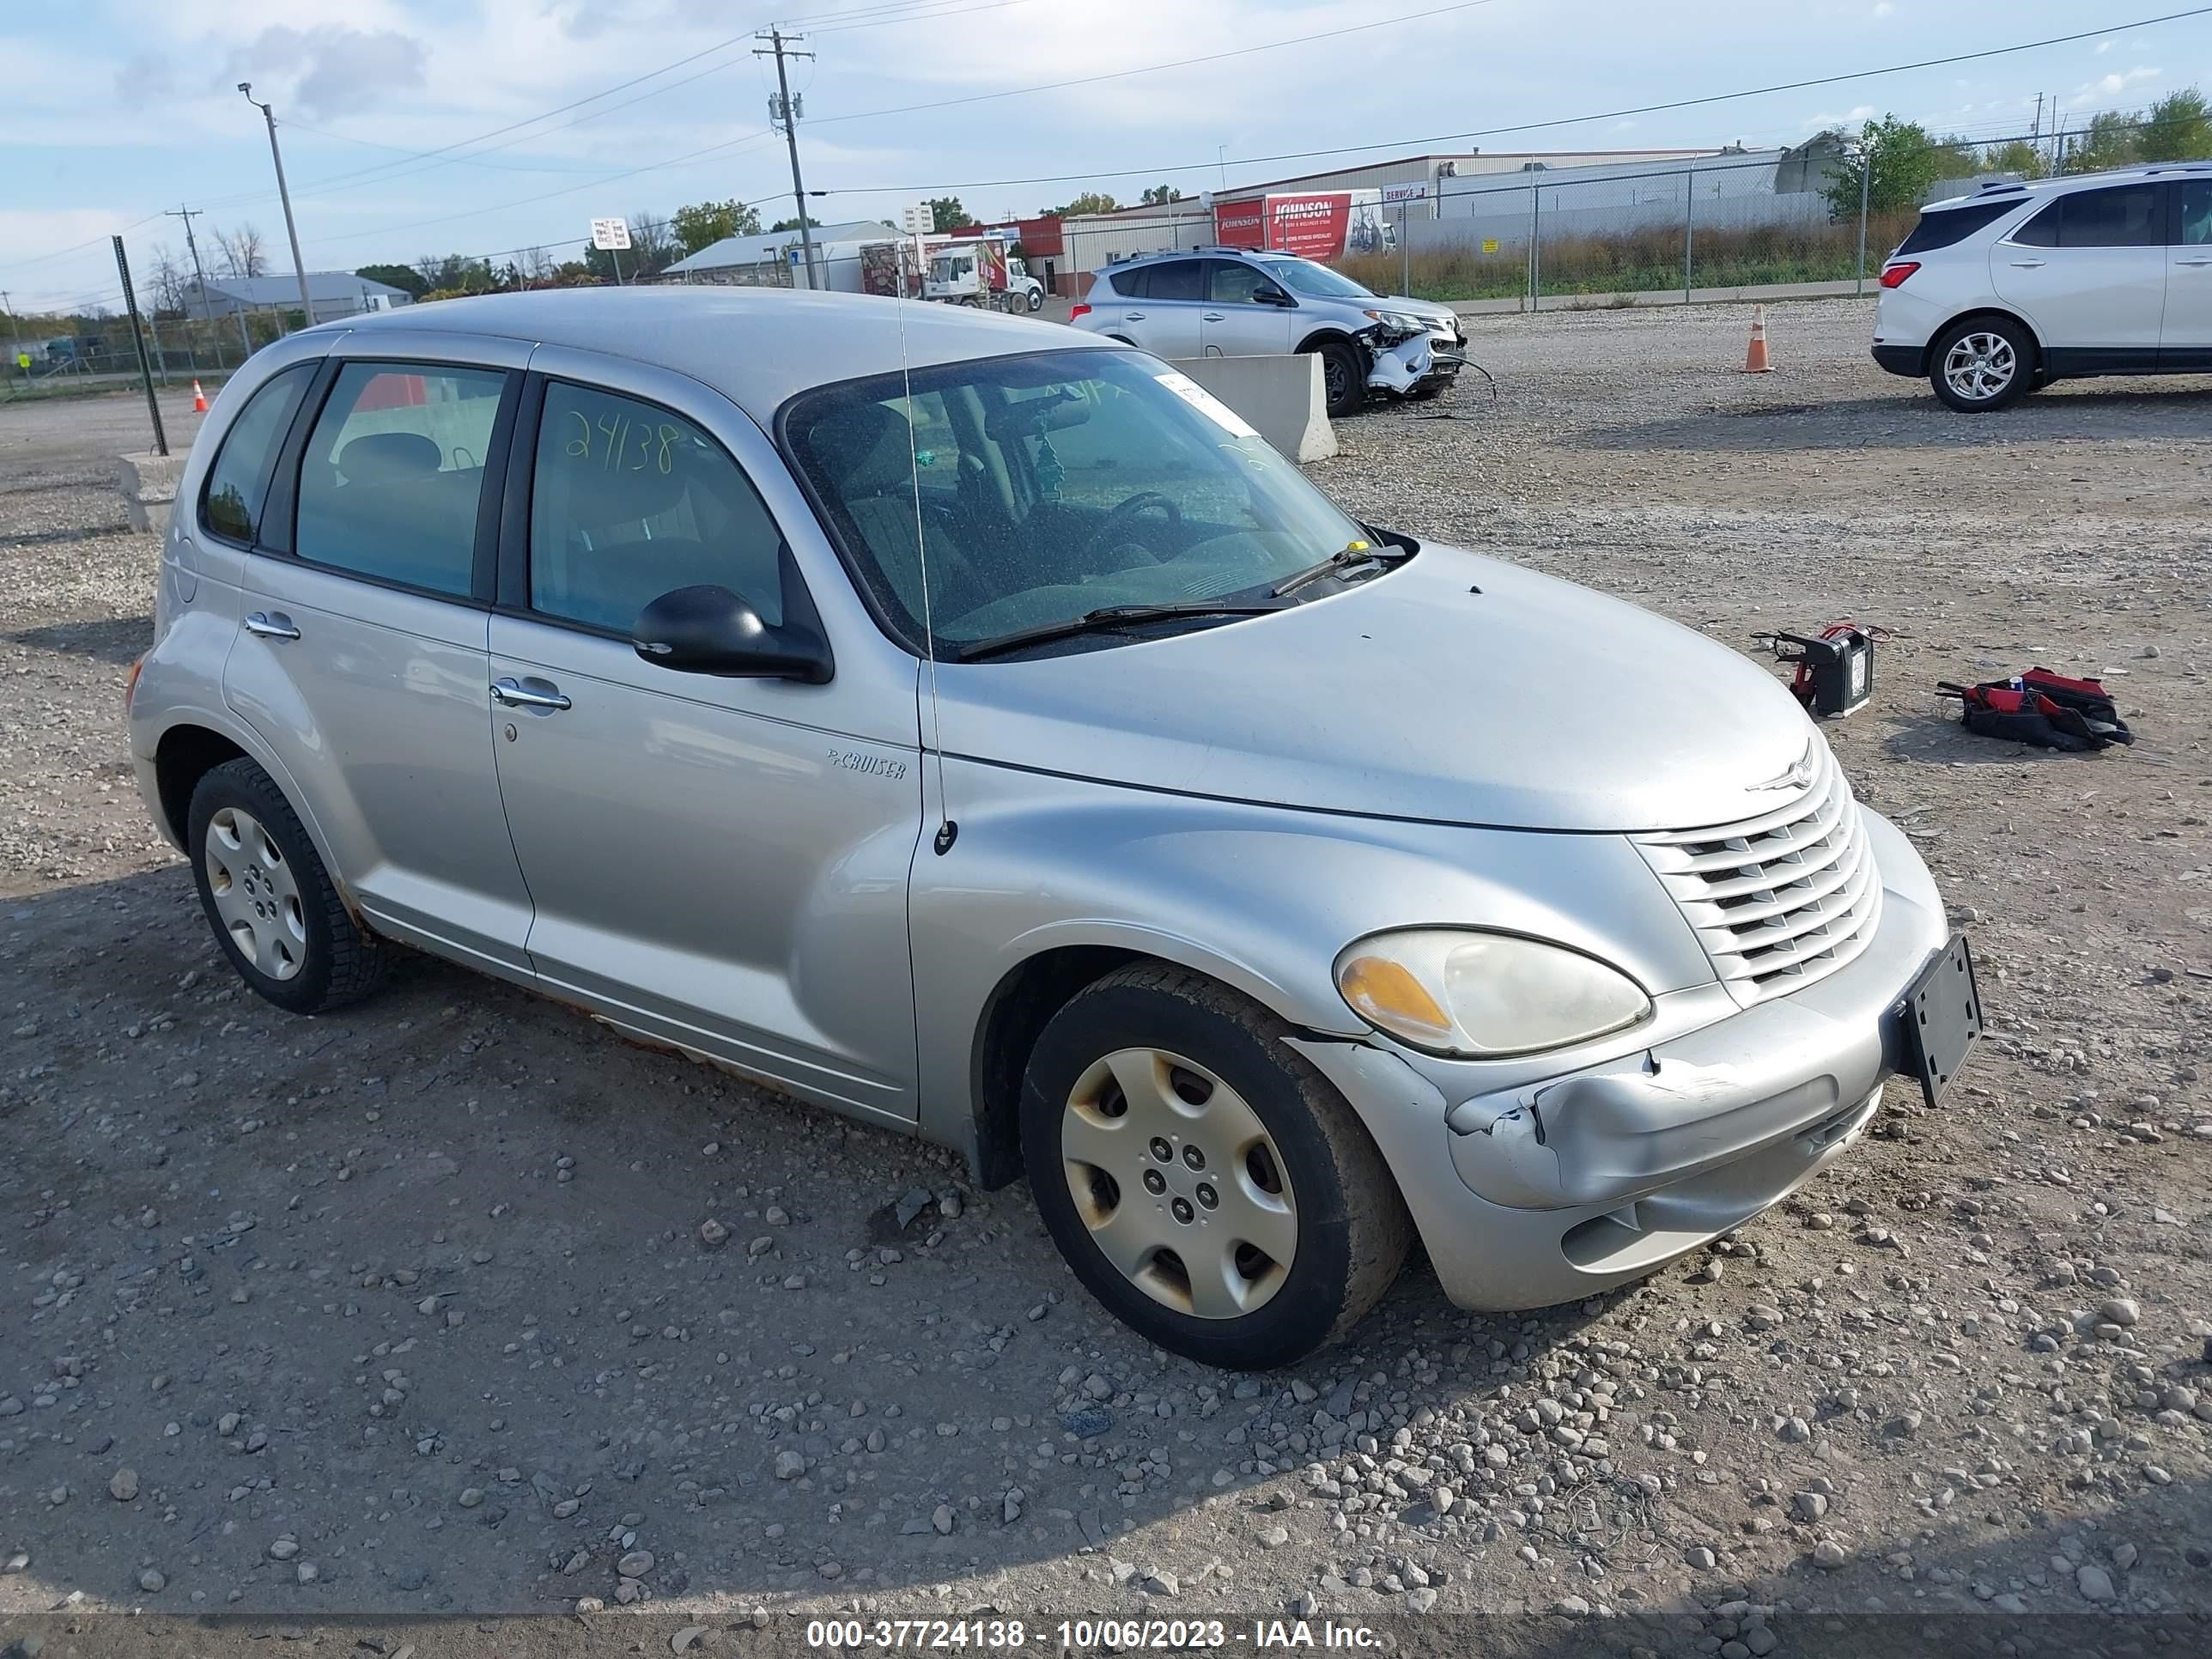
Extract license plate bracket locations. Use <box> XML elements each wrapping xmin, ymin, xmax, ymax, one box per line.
<box><xmin>1902</xmin><ymin>933</ymin><xmax>1981</xmax><ymax>1107</ymax></box>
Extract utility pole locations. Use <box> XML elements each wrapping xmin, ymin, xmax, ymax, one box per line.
<box><xmin>757</xmin><ymin>29</ymin><xmax>818</xmax><ymax>290</ymax></box>
<box><xmin>239</xmin><ymin>82</ymin><xmax>316</xmax><ymax>329</ymax></box>
<box><xmin>167</xmin><ymin>205</ymin><xmax>216</xmax><ymax>368</ymax></box>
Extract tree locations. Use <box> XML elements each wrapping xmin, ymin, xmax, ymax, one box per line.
<box><xmin>925</xmin><ymin>196</ymin><xmax>970</xmax><ymax>231</ymax></box>
<box><xmin>1820</xmin><ymin>117</ymin><xmax>1948</xmax><ymax>219</ymax></box>
<box><xmin>1044</xmin><ymin>191</ymin><xmax>1120</xmax><ymax>218</ymax></box>
<box><xmin>215</xmin><ymin>223</ymin><xmax>269</xmax><ymax>279</ymax></box>
<box><xmin>412</xmin><ymin>253</ymin><xmax>500</xmax><ymax>294</ymax></box>
<box><xmin>144</xmin><ymin>244</ymin><xmax>189</xmax><ymax>317</ymax></box>
<box><xmin>2063</xmin><ymin>110</ymin><xmax>2142</xmax><ymax>173</ymax></box>
<box><xmin>355</xmin><ymin>263</ymin><xmax>428</xmax><ymax>298</ymax></box>
<box><xmin>1983</xmin><ymin>139</ymin><xmax>2046</xmax><ymax>179</ymax></box>
<box><xmin>769</xmin><ymin>215</ymin><xmax>818</xmax><ymax>233</ymax></box>
<box><xmin>627</xmin><ymin>210</ymin><xmax>677</xmax><ymax>276</ymax></box>
<box><xmin>1139</xmin><ymin>184</ymin><xmax>1181</xmax><ymax>206</ymax></box>
<box><xmin>2138</xmin><ymin>86</ymin><xmax>2212</xmax><ymax>161</ymax></box>
<box><xmin>672</xmin><ymin>198</ymin><xmax>763</xmax><ymax>255</ymax></box>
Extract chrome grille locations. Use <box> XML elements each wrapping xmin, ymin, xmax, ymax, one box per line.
<box><xmin>1633</xmin><ymin>742</ymin><xmax>1881</xmax><ymax>1006</ymax></box>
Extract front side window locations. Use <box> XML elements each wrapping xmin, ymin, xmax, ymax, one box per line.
<box><xmin>1209</xmin><ymin>261</ymin><xmax>1289</xmax><ymax>305</ymax></box>
<box><xmin>529</xmin><ymin>380</ymin><xmax>786</xmax><ymax>634</ymax></box>
<box><xmin>294</xmin><ymin>362</ymin><xmax>508</xmax><ymax>596</ymax></box>
<box><xmin>2181</xmin><ymin>179</ymin><xmax>2212</xmax><ymax>246</ymax></box>
<box><xmin>199</xmin><ymin>364</ymin><xmax>312</xmax><ymax>544</ymax></box>
<box><xmin>786</xmin><ymin>349</ymin><xmax>1373</xmax><ymax>653</ymax></box>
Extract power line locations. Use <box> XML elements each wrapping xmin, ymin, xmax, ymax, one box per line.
<box><xmin>812</xmin><ymin>3</ymin><xmax>2212</xmax><ymax>196</ymax></box>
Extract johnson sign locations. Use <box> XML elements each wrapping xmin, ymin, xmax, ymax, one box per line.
<box><xmin>1211</xmin><ymin>191</ymin><xmax>1389</xmax><ymax>261</ymax></box>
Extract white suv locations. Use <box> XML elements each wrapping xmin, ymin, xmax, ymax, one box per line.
<box><xmin>1873</xmin><ymin>162</ymin><xmax>2212</xmax><ymax>410</ymax></box>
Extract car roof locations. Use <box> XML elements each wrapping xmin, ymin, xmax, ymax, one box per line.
<box><xmin>316</xmin><ymin>287</ymin><xmax>1110</xmax><ymax>422</ymax></box>
<box><xmin>1925</xmin><ymin>159</ymin><xmax>2212</xmax><ymax>212</ymax></box>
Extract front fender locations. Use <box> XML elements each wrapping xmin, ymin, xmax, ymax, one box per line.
<box><xmin>909</xmin><ymin>757</ymin><xmax>1710</xmax><ymax>1160</ymax></box>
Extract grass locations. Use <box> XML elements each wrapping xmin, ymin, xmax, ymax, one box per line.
<box><xmin>1340</xmin><ymin>212</ymin><xmax>1917</xmax><ymax>303</ymax></box>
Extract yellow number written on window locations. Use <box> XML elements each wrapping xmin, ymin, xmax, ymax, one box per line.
<box><xmin>562</xmin><ymin>405</ymin><xmax>683</xmax><ymax>474</ymax></box>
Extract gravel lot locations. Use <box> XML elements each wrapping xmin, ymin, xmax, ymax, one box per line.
<box><xmin>4</xmin><ymin>301</ymin><xmax>2212</xmax><ymax>1656</ymax></box>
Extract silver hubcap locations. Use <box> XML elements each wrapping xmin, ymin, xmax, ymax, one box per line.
<box><xmin>1060</xmin><ymin>1048</ymin><xmax>1297</xmax><ymax>1320</ymax></box>
<box><xmin>205</xmin><ymin>806</ymin><xmax>307</xmax><ymax>981</ymax></box>
<box><xmin>1943</xmin><ymin>331</ymin><xmax>2016</xmax><ymax>402</ymax></box>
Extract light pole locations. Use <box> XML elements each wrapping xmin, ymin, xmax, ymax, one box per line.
<box><xmin>239</xmin><ymin>82</ymin><xmax>316</xmax><ymax>330</ymax></box>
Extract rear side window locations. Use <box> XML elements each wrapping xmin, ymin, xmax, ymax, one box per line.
<box><xmin>1143</xmin><ymin>260</ymin><xmax>1204</xmax><ymax>301</ymax></box>
<box><xmin>2014</xmin><ymin>184</ymin><xmax>2163</xmax><ymax>248</ymax></box>
<box><xmin>294</xmin><ymin>362</ymin><xmax>509</xmax><ymax>598</ymax></box>
<box><xmin>2182</xmin><ymin>179</ymin><xmax>2212</xmax><ymax>246</ymax></box>
<box><xmin>198</xmin><ymin>366</ymin><xmax>312</xmax><ymax>544</ymax></box>
<box><xmin>1895</xmin><ymin>197</ymin><xmax>2024</xmax><ymax>254</ymax></box>
<box><xmin>529</xmin><ymin>380</ymin><xmax>787</xmax><ymax>634</ymax></box>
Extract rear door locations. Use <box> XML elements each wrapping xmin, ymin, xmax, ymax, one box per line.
<box><xmin>1201</xmin><ymin>258</ymin><xmax>1298</xmax><ymax>356</ymax></box>
<box><xmin>1115</xmin><ymin>259</ymin><xmax>1207</xmax><ymax>359</ymax></box>
<box><xmin>483</xmin><ymin>349</ymin><xmax>924</xmax><ymax>1126</ymax></box>
<box><xmin>1992</xmin><ymin>182</ymin><xmax>2167</xmax><ymax>367</ymax></box>
<box><xmin>222</xmin><ymin>337</ymin><xmax>536</xmax><ymax>976</ymax></box>
<box><xmin>2164</xmin><ymin>178</ymin><xmax>2212</xmax><ymax>369</ymax></box>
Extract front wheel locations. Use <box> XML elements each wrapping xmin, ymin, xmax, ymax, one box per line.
<box><xmin>1929</xmin><ymin>317</ymin><xmax>2035</xmax><ymax>411</ymax></box>
<box><xmin>1026</xmin><ymin>288</ymin><xmax>1043</xmax><ymax>313</ymax></box>
<box><xmin>1020</xmin><ymin>964</ymin><xmax>1412</xmax><ymax>1369</ymax></box>
<box><xmin>1311</xmin><ymin>340</ymin><xmax>1365</xmax><ymax>418</ymax></box>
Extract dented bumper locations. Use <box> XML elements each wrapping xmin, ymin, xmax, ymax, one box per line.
<box><xmin>1290</xmin><ymin>807</ymin><xmax>1953</xmax><ymax>1311</ymax></box>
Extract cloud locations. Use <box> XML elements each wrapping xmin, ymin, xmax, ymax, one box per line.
<box><xmin>224</xmin><ymin>26</ymin><xmax>428</xmax><ymax>118</ymax></box>
<box><xmin>2069</xmin><ymin>65</ymin><xmax>2160</xmax><ymax>108</ymax></box>
<box><xmin>1873</xmin><ymin>2</ymin><xmax>1894</xmax><ymax>17</ymax></box>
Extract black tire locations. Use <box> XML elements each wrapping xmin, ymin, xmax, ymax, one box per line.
<box><xmin>187</xmin><ymin>757</ymin><xmax>386</xmax><ymax>1015</ymax></box>
<box><xmin>1026</xmin><ymin>289</ymin><xmax>1043</xmax><ymax>313</ymax></box>
<box><xmin>1020</xmin><ymin>963</ymin><xmax>1412</xmax><ymax>1370</ymax></box>
<box><xmin>1311</xmin><ymin>340</ymin><xmax>1365</xmax><ymax>418</ymax></box>
<box><xmin>1928</xmin><ymin>315</ymin><xmax>2036</xmax><ymax>412</ymax></box>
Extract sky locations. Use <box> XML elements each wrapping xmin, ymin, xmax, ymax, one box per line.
<box><xmin>2</xmin><ymin>0</ymin><xmax>2208</xmax><ymax>313</ymax></box>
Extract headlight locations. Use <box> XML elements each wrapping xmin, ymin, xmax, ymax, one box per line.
<box><xmin>1334</xmin><ymin>928</ymin><xmax>1651</xmax><ymax>1058</ymax></box>
<box><xmin>1362</xmin><ymin>308</ymin><xmax>1425</xmax><ymax>332</ymax></box>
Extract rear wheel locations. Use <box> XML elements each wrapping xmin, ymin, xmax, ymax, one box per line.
<box><xmin>1929</xmin><ymin>317</ymin><xmax>2034</xmax><ymax>411</ymax></box>
<box><xmin>1311</xmin><ymin>340</ymin><xmax>1365</xmax><ymax>418</ymax></box>
<box><xmin>1020</xmin><ymin>964</ymin><xmax>1411</xmax><ymax>1369</ymax></box>
<box><xmin>188</xmin><ymin>758</ymin><xmax>386</xmax><ymax>1014</ymax></box>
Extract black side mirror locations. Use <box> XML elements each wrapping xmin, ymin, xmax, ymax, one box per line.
<box><xmin>632</xmin><ymin>584</ymin><xmax>833</xmax><ymax>684</ymax></box>
<box><xmin>1255</xmin><ymin>289</ymin><xmax>1295</xmax><ymax>307</ymax></box>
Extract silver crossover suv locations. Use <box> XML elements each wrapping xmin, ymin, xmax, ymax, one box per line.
<box><xmin>1072</xmin><ymin>247</ymin><xmax>1466</xmax><ymax>416</ymax></box>
<box><xmin>131</xmin><ymin>289</ymin><xmax>1977</xmax><ymax>1370</ymax></box>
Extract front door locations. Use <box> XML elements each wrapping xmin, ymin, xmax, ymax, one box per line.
<box><xmin>222</xmin><ymin>348</ymin><xmax>536</xmax><ymax>977</ymax></box>
<box><xmin>2165</xmin><ymin>178</ymin><xmax>2212</xmax><ymax>370</ymax></box>
<box><xmin>1992</xmin><ymin>180</ymin><xmax>2167</xmax><ymax>367</ymax></box>
<box><xmin>485</xmin><ymin>354</ymin><xmax>924</xmax><ymax>1126</ymax></box>
<box><xmin>1200</xmin><ymin>258</ymin><xmax>1298</xmax><ymax>356</ymax></box>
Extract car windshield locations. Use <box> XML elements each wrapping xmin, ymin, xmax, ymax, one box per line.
<box><xmin>1261</xmin><ymin>257</ymin><xmax>1376</xmax><ymax>300</ymax></box>
<box><xmin>785</xmin><ymin>348</ymin><xmax>1378</xmax><ymax>654</ymax></box>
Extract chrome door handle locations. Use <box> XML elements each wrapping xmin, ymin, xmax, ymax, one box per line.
<box><xmin>1123</xmin><ymin>310</ymin><xmax>1146</xmax><ymax>319</ymax></box>
<box><xmin>1201</xmin><ymin>311</ymin><xmax>1224</xmax><ymax>320</ymax></box>
<box><xmin>243</xmin><ymin>611</ymin><xmax>300</xmax><ymax>641</ymax></box>
<box><xmin>489</xmin><ymin>677</ymin><xmax>570</xmax><ymax>711</ymax></box>
<box><xmin>2008</xmin><ymin>258</ymin><xmax>2047</xmax><ymax>268</ymax></box>
<box><xmin>2178</xmin><ymin>256</ymin><xmax>2212</xmax><ymax>266</ymax></box>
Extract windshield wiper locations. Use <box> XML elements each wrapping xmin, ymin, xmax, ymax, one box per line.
<box><xmin>954</xmin><ymin>602</ymin><xmax>1281</xmax><ymax>663</ymax></box>
<box><xmin>1271</xmin><ymin>540</ymin><xmax>1409</xmax><ymax>599</ymax></box>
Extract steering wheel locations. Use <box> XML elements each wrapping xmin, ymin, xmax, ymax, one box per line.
<box><xmin>1080</xmin><ymin>491</ymin><xmax>1182</xmax><ymax>564</ymax></box>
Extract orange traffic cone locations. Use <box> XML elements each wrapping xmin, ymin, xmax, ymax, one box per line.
<box><xmin>191</xmin><ymin>380</ymin><xmax>208</xmax><ymax>412</ymax></box>
<box><xmin>1743</xmin><ymin>306</ymin><xmax>1773</xmax><ymax>374</ymax></box>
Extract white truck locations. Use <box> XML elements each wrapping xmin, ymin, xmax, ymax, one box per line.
<box><xmin>923</xmin><ymin>240</ymin><xmax>1045</xmax><ymax>313</ymax></box>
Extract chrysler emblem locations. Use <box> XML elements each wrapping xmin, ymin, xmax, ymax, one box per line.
<box><xmin>1748</xmin><ymin>748</ymin><xmax>1817</xmax><ymax>793</ymax></box>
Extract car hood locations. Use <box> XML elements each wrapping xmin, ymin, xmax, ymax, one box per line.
<box><xmin>934</xmin><ymin>545</ymin><xmax>1819</xmax><ymax>834</ymax></box>
<box><xmin>1375</xmin><ymin>294</ymin><xmax>1460</xmax><ymax>329</ymax></box>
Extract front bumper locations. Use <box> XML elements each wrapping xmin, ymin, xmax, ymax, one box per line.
<box><xmin>1291</xmin><ymin>808</ymin><xmax>1954</xmax><ymax>1311</ymax></box>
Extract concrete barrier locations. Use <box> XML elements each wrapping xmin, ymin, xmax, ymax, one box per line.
<box><xmin>1164</xmin><ymin>354</ymin><xmax>1336</xmax><ymax>464</ymax></box>
<box><xmin>115</xmin><ymin>451</ymin><xmax>186</xmax><ymax>535</ymax></box>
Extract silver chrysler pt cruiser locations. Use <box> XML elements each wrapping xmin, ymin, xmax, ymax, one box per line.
<box><xmin>129</xmin><ymin>289</ymin><xmax>1978</xmax><ymax>1369</ymax></box>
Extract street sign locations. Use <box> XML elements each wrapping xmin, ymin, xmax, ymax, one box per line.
<box><xmin>1382</xmin><ymin>182</ymin><xmax>1430</xmax><ymax>204</ymax></box>
<box><xmin>1482</xmin><ymin>238</ymin><xmax>1500</xmax><ymax>253</ymax></box>
<box><xmin>902</xmin><ymin>203</ymin><xmax>936</xmax><ymax>235</ymax></box>
<box><xmin>590</xmin><ymin>217</ymin><xmax>632</xmax><ymax>251</ymax></box>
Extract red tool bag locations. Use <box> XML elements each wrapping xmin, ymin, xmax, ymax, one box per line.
<box><xmin>1937</xmin><ymin>668</ymin><xmax>2133</xmax><ymax>752</ymax></box>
